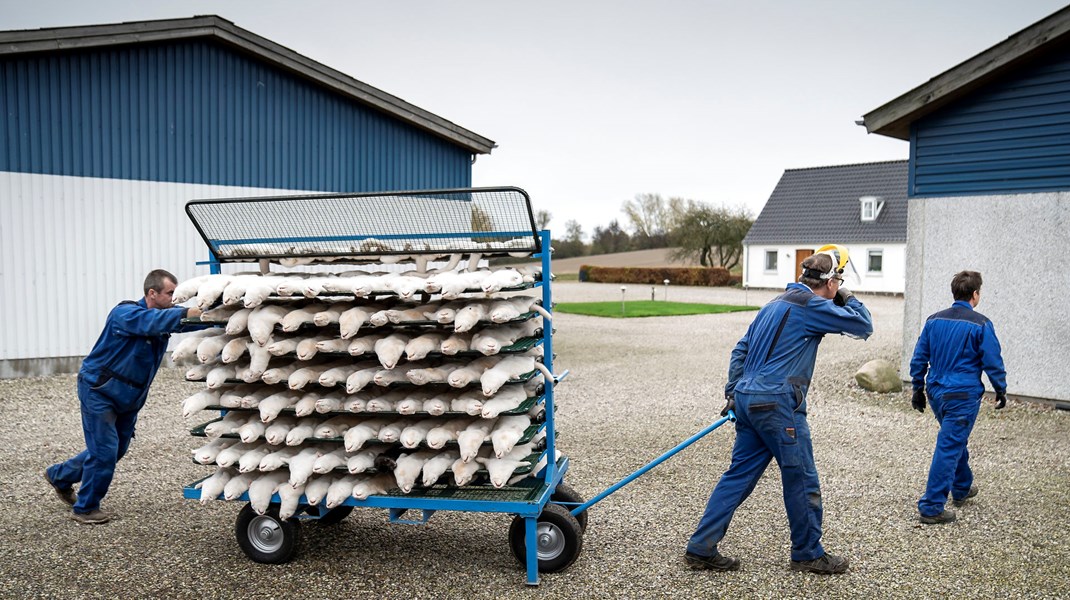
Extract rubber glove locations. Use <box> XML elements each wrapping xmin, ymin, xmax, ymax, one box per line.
<box><xmin>720</xmin><ymin>393</ymin><xmax>735</xmax><ymax>418</ymax></box>
<box><xmin>834</xmin><ymin>286</ymin><xmax>855</xmax><ymax>307</ymax></box>
<box><xmin>995</xmin><ymin>391</ymin><xmax>1007</xmax><ymax>410</ymax></box>
<box><xmin>911</xmin><ymin>389</ymin><xmax>927</xmax><ymax>413</ymax></box>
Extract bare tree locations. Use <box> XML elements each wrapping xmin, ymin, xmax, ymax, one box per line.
<box><xmin>668</xmin><ymin>202</ymin><xmax>753</xmax><ymax>270</ymax></box>
<box><xmin>534</xmin><ymin>209</ymin><xmax>552</xmax><ymax>230</ymax></box>
<box><xmin>622</xmin><ymin>193</ymin><xmax>671</xmax><ymax>248</ymax></box>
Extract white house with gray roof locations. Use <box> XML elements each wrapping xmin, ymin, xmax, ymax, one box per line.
<box><xmin>742</xmin><ymin>160</ymin><xmax>908</xmax><ymax>294</ymax></box>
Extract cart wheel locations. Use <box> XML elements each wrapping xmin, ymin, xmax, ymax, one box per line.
<box><xmin>551</xmin><ymin>482</ymin><xmax>588</xmax><ymax>532</ymax></box>
<box><xmin>508</xmin><ymin>504</ymin><xmax>584</xmax><ymax>573</ymax></box>
<box><xmin>314</xmin><ymin>505</ymin><xmax>354</xmax><ymax>526</ymax></box>
<box><xmin>235</xmin><ymin>503</ymin><xmax>301</xmax><ymax>564</ymax></box>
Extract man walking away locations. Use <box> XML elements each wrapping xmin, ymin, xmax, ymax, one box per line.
<box><xmin>910</xmin><ymin>270</ymin><xmax>1007</xmax><ymax>524</ymax></box>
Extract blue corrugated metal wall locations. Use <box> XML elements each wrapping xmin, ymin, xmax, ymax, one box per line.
<box><xmin>0</xmin><ymin>40</ymin><xmax>472</xmax><ymax>190</ymax></box>
<box><xmin>910</xmin><ymin>45</ymin><xmax>1070</xmax><ymax>197</ymax></box>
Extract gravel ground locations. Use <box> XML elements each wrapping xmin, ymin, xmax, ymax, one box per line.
<box><xmin>2</xmin><ymin>282</ymin><xmax>1067</xmax><ymax>599</ymax></box>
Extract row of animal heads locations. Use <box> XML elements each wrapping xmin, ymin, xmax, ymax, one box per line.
<box><xmin>185</xmin><ymin>295</ymin><xmax>548</xmax><ymax>353</ymax></box>
<box><xmin>180</xmin><ymin>337</ymin><xmax>550</xmax><ymax>396</ymax></box>
<box><xmin>174</xmin><ymin>264</ymin><xmax>543</xmax><ymax>309</ymax></box>
<box><xmin>196</xmin><ymin>438</ymin><xmax>547</xmax><ymax>517</ymax></box>
<box><xmin>198</xmin><ymin>409</ymin><xmax>539</xmax><ymax>459</ymax></box>
<box><xmin>183</xmin><ymin>380</ymin><xmax>541</xmax><ymax>421</ymax></box>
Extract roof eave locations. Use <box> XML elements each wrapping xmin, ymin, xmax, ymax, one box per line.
<box><xmin>861</xmin><ymin>5</ymin><xmax>1070</xmax><ymax>140</ymax></box>
<box><xmin>0</xmin><ymin>16</ymin><xmax>496</xmax><ymax>154</ymax></box>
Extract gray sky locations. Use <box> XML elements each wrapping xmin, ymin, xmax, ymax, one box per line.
<box><xmin>4</xmin><ymin>0</ymin><xmax>1067</xmax><ymax>239</ymax></box>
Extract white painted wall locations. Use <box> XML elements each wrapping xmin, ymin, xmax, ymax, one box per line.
<box><xmin>743</xmin><ymin>243</ymin><xmax>905</xmax><ymax>293</ymax></box>
<box><xmin>0</xmin><ymin>171</ymin><xmax>315</xmax><ymax>375</ymax></box>
<box><xmin>901</xmin><ymin>192</ymin><xmax>1070</xmax><ymax>403</ymax></box>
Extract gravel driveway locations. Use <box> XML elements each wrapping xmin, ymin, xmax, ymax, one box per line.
<box><xmin>2</xmin><ymin>282</ymin><xmax>1067</xmax><ymax>599</ymax></box>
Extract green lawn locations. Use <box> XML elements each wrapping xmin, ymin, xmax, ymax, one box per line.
<box><xmin>554</xmin><ymin>300</ymin><xmax>759</xmax><ymax>318</ymax></box>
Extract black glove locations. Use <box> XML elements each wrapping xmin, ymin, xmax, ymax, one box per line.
<box><xmin>720</xmin><ymin>394</ymin><xmax>735</xmax><ymax>417</ymax></box>
<box><xmin>995</xmin><ymin>391</ymin><xmax>1007</xmax><ymax>410</ymax></box>
<box><xmin>833</xmin><ymin>286</ymin><xmax>854</xmax><ymax>307</ymax></box>
<box><xmin>911</xmin><ymin>389</ymin><xmax>927</xmax><ymax>413</ymax></box>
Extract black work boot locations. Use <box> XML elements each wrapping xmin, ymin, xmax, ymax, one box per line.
<box><xmin>919</xmin><ymin>509</ymin><xmax>957</xmax><ymax>524</ymax></box>
<box><xmin>44</xmin><ymin>471</ymin><xmax>77</xmax><ymax>506</ymax></box>
<box><xmin>684</xmin><ymin>551</ymin><xmax>741</xmax><ymax>571</ymax></box>
<box><xmin>790</xmin><ymin>553</ymin><xmax>849</xmax><ymax>574</ymax></box>
<box><xmin>952</xmin><ymin>486</ymin><xmax>978</xmax><ymax>507</ymax></box>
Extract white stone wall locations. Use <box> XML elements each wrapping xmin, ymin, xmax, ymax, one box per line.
<box><xmin>901</xmin><ymin>191</ymin><xmax>1070</xmax><ymax>402</ymax></box>
<box><xmin>743</xmin><ymin>243</ymin><xmax>906</xmax><ymax>293</ymax></box>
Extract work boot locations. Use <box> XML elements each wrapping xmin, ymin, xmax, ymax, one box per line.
<box><xmin>684</xmin><ymin>551</ymin><xmax>741</xmax><ymax>571</ymax></box>
<box><xmin>69</xmin><ymin>509</ymin><xmax>111</xmax><ymax>525</ymax></box>
<box><xmin>44</xmin><ymin>471</ymin><xmax>77</xmax><ymax>507</ymax></box>
<box><xmin>790</xmin><ymin>553</ymin><xmax>849</xmax><ymax>574</ymax></box>
<box><xmin>919</xmin><ymin>509</ymin><xmax>957</xmax><ymax>525</ymax></box>
<box><xmin>952</xmin><ymin>486</ymin><xmax>978</xmax><ymax>507</ymax></box>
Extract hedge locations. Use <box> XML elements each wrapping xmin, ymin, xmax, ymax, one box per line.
<box><xmin>578</xmin><ymin>265</ymin><xmax>741</xmax><ymax>287</ymax></box>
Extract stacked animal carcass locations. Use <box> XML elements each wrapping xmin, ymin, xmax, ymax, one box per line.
<box><xmin>174</xmin><ymin>258</ymin><xmax>553</xmax><ymax>519</ymax></box>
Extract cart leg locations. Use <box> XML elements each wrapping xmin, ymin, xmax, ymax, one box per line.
<box><xmin>524</xmin><ymin>516</ymin><xmax>540</xmax><ymax>586</ymax></box>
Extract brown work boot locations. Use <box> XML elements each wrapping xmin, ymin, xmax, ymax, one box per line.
<box><xmin>919</xmin><ymin>509</ymin><xmax>957</xmax><ymax>525</ymax></box>
<box><xmin>684</xmin><ymin>551</ymin><xmax>741</xmax><ymax>571</ymax></box>
<box><xmin>69</xmin><ymin>509</ymin><xmax>111</xmax><ymax>525</ymax></box>
<box><xmin>790</xmin><ymin>553</ymin><xmax>849</xmax><ymax>574</ymax></box>
<box><xmin>44</xmin><ymin>471</ymin><xmax>77</xmax><ymax>506</ymax></box>
<box><xmin>952</xmin><ymin>486</ymin><xmax>978</xmax><ymax>507</ymax></box>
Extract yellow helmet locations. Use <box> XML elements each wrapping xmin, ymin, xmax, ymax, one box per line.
<box><xmin>805</xmin><ymin>244</ymin><xmax>860</xmax><ymax>285</ymax></box>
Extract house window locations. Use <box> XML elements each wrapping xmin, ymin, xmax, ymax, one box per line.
<box><xmin>765</xmin><ymin>250</ymin><xmax>778</xmax><ymax>271</ymax></box>
<box><xmin>868</xmin><ymin>249</ymin><xmax>883</xmax><ymax>273</ymax></box>
<box><xmin>860</xmin><ymin>196</ymin><xmax>884</xmax><ymax>222</ymax></box>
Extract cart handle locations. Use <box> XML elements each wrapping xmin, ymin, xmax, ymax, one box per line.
<box><xmin>568</xmin><ymin>410</ymin><xmax>736</xmax><ymax>517</ymax></box>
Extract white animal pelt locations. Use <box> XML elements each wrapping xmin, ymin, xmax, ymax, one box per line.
<box><xmin>237</xmin><ymin>442</ymin><xmax>275</xmax><ymax>473</ymax></box>
<box><xmin>325</xmin><ymin>475</ymin><xmax>361</xmax><ymax>509</ymax></box>
<box><xmin>405</xmin><ymin>363</ymin><xmax>461</xmax><ymax>386</ymax></box>
<box><xmin>196</xmin><ymin>334</ymin><xmax>235</xmax><ymax>364</ymax></box>
<box><xmin>196</xmin><ymin>467</ymin><xmax>234</xmax><ymax>503</ymax></box>
<box><xmin>374</xmin><ymin>333</ymin><xmax>410</xmax><ymax>369</ymax></box>
<box><xmin>421</xmin><ymin>450</ymin><xmax>460</xmax><ymax>486</ymax></box>
<box><xmin>338</xmin><ymin>305</ymin><xmax>380</xmax><ymax>339</ymax></box>
<box><xmin>296</xmin><ymin>335</ymin><xmax>333</xmax><ymax>361</ymax></box>
<box><xmin>480</xmin><ymin>268</ymin><xmax>524</xmax><ymax>293</ymax></box>
<box><xmin>280</xmin><ymin>303</ymin><xmax>329</xmax><ymax>332</ymax></box>
<box><xmin>311</xmin><ymin>447</ymin><xmax>348</xmax><ymax>475</ymax></box>
<box><xmin>426</xmin><ymin>417</ymin><xmax>477</xmax><ymax>449</ymax></box>
<box><xmin>481</xmin><ymin>355</ymin><xmax>554</xmax><ymax>396</ymax></box>
<box><xmin>172</xmin><ymin>328</ymin><xmax>226</xmax><ymax>365</ymax></box>
<box><xmin>278</xmin><ymin>481</ymin><xmax>306</xmax><ymax>519</ymax></box>
<box><xmin>447</xmin><ymin>357</ymin><xmax>499</xmax><ymax>388</ymax></box>
<box><xmin>399</xmin><ymin>418</ymin><xmax>441</xmax><ymax>449</ymax></box>
<box><xmin>376</xmin><ymin>418</ymin><xmax>410</xmax><ymax>444</ymax></box>
<box><xmin>247</xmin><ymin>305</ymin><xmax>290</xmax><ymax>345</ymax></box>
<box><xmin>439</xmin><ymin>332</ymin><xmax>474</xmax><ymax>355</ymax></box>
<box><xmin>453</xmin><ymin>302</ymin><xmax>489</xmax><ymax>333</ymax></box>
<box><xmin>404</xmin><ymin>332</ymin><xmax>446</xmax><ymax>361</ymax></box>
<box><xmin>303</xmin><ymin>474</ymin><xmax>335</xmax><ymax>506</ymax></box>
<box><xmin>314</xmin><ymin>337</ymin><xmax>351</xmax><ymax>354</ymax></box>
<box><xmin>393</xmin><ymin>451</ymin><xmax>437</xmax><ymax>493</ymax></box>
<box><xmin>262</xmin><ymin>362</ymin><xmax>301</xmax><ymax>385</ymax></box>
<box><xmin>203</xmin><ymin>411</ymin><xmax>251</xmax><ymax>439</ymax></box>
<box><xmin>347</xmin><ymin>333</ymin><xmax>386</xmax><ymax>357</ymax></box>
<box><xmin>346</xmin><ymin>447</ymin><xmax>387</xmax><ymax>474</ymax></box>
<box><xmin>314</xmin><ymin>415</ymin><xmax>361</xmax><ymax>439</ymax></box>
<box><xmin>479</xmin><ymin>384</ymin><xmax>529</xmax><ymax>418</ymax></box>
<box><xmin>257</xmin><ymin>391</ymin><xmax>298</xmax><ymax>422</ymax></box>
<box><xmin>457</xmin><ymin>418</ymin><xmax>498</xmax><ymax>463</ymax></box>
<box><xmin>257</xmin><ymin>446</ymin><xmax>301</xmax><ymax>472</ymax></box>
<box><xmin>264</xmin><ymin>415</ymin><xmax>299</xmax><ymax>445</ymax></box>
<box><xmin>201</xmin><ymin>306</ymin><xmax>239</xmax><ymax>323</ymax></box>
<box><xmin>249</xmin><ymin>471</ymin><xmax>289</xmax><ymax>514</ymax></box>
<box><xmin>215</xmin><ymin>441</ymin><xmax>262</xmax><ymax>468</ymax></box>
<box><xmin>285</xmin><ymin>417</ymin><xmax>324</xmax><ymax>446</ymax></box>
<box><xmin>223</xmin><ymin>471</ymin><xmax>255</xmax><ymax>501</ymax></box>
<box><xmin>343</xmin><ymin>417</ymin><xmax>391</xmax><ymax>451</ymax></box>
<box><xmin>191</xmin><ymin>436</ymin><xmax>236</xmax><ymax>464</ymax></box>
<box><xmin>470</xmin><ymin>320</ymin><xmax>541</xmax><ymax>356</ymax></box>
<box><xmin>490</xmin><ymin>415</ymin><xmax>532</xmax><ymax>458</ymax></box>
<box><xmin>173</xmin><ymin>274</ymin><xmax>213</xmax><ymax>304</ymax></box>
<box><xmin>488</xmin><ymin>296</ymin><xmax>551</xmax><ymax>324</ymax></box>
<box><xmin>224</xmin><ymin>308</ymin><xmax>253</xmax><ymax>335</ymax></box>
<box><xmin>288</xmin><ymin>446</ymin><xmax>326</xmax><ymax>487</ymax></box>
<box><xmin>242</xmin><ymin>276</ymin><xmax>288</xmax><ymax>308</ymax></box>
<box><xmin>451</xmin><ymin>447</ymin><xmax>493</xmax><ymax>486</ymax></box>
<box><xmin>196</xmin><ymin>275</ymin><xmax>233</xmax><ymax>309</ymax></box>
<box><xmin>478</xmin><ymin>442</ymin><xmax>537</xmax><ymax>488</ymax></box>
<box><xmin>182</xmin><ymin>389</ymin><xmax>222</xmax><ymax>418</ymax></box>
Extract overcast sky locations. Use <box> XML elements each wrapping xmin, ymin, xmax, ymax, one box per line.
<box><xmin>3</xmin><ymin>0</ymin><xmax>1067</xmax><ymax>239</ymax></box>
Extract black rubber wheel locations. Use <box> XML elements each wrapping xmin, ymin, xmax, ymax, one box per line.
<box><xmin>508</xmin><ymin>503</ymin><xmax>584</xmax><ymax>573</ymax></box>
<box><xmin>551</xmin><ymin>482</ymin><xmax>588</xmax><ymax>532</ymax></box>
<box><xmin>235</xmin><ymin>503</ymin><xmax>301</xmax><ymax>564</ymax></box>
<box><xmin>313</xmin><ymin>505</ymin><xmax>354</xmax><ymax>526</ymax></box>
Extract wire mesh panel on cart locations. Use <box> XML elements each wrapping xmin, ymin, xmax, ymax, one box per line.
<box><xmin>185</xmin><ymin>187</ymin><xmax>540</xmax><ymax>263</ymax></box>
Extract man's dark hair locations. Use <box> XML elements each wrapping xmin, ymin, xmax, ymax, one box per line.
<box><xmin>144</xmin><ymin>269</ymin><xmax>178</xmax><ymax>295</ymax></box>
<box><xmin>799</xmin><ymin>253</ymin><xmax>834</xmax><ymax>288</ymax></box>
<box><xmin>951</xmin><ymin>270</ymin><xmax>982</xmax><ymax>302</ymax></box>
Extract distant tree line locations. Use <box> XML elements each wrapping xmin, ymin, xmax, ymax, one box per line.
<box><xmin>539</xmin><ymin>193</ymin><xmax>754</xmax><ymax>270</ymax></box>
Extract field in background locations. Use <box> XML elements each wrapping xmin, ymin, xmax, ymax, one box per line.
<box><xmin>527</xmin><ymin>248</ymin><xmax>705</xmax><ymax>274</ymax></box>
<box><xmin>555</xmin><ymin>300</ymin><xmax>759</xmax><ymax>318</ymax></box>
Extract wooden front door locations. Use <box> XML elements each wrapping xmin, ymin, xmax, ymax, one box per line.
<box><xmin>794</xmin><ymin>249</ymin><xmax>813</xmax><ymax>283</ymax></box>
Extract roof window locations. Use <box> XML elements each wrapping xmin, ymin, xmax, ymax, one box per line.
<box><xmin>860</xmin><ymin>196</ymin><xmax>884</xmax><ymax>222</ymax></box>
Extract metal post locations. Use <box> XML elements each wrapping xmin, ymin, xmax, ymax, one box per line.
<box><xmin>650</xmin><ymin>286</ymin><xmax>655</xmax><ymax>301</ymax></box>
<box><xmin>620</xmin><ymin>286</ymin><xmax>627</xmax><ymax>316</ymax></box>
<box><xmin>663</xmin><ymin>279</ymin><xmax>669</xmax><ymax>301</ymax></box>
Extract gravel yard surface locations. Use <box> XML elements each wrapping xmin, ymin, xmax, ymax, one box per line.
<box><xmin>2</xmin><ymin>282</ymin><xmax>1067</xmax><ymax>599</ymax></box>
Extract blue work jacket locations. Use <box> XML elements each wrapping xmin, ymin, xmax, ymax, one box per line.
<box><xmin>727</xmin><ymin>283</ymin><xmax>873</xmax><ymax>398</ymax></box>
<box><xmin>79</xmin><ymin>298</ymin><xmax>191</xmax><ymax>412</ymax></box>
<box><xmin>909</xmin><ymin>300</ymin><xmax>1007</xmax><ymax>399</ymax></box>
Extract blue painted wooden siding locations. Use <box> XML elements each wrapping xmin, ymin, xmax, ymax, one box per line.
<box><xmin>0</xmin><ymin>40</ymin><xmax>472</xmax><ymax>190</ymax></box>
<box><xmin>911</xmin><ymin>46</ymin><xmax>1070</xmax><ymax>197</ymax></box>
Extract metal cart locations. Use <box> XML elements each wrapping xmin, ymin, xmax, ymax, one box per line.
<box><xmin>180</xmin><ymin>187</ymin><xmax>581</xmax><ymax>585</ymax></box>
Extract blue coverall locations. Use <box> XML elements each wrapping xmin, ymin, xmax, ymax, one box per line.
<box><xmin>910</xmin><ymin>300</ymin><xmax>1006</xmax><ymax>517</ymax></box>
<box><xmin>687</xmin><ymin>283</ymin><xmax>872</xmax><ymax>562</ymax></box>
<box><xmin>47</xmin><ymin>298</ymin><xmax>191</xmax><ymax>514</ymax></box>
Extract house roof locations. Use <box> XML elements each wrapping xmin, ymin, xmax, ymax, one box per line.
<box><xmin>861</xmin><ymin>5</ymin><xmax>1070</xmax><ymax>140</ymax></box>
<box><xmin>0</xmin><ymin>15</ymin><xmax>496</xmax><ymax>155</ymax></box>
<box><xmin>744</xmin><ymin>160</ymin><xmax>908</xmax><ymax>245</ymax></box>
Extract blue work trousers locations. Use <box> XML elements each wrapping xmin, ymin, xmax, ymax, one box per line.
<box><xmin>46</xmin><ymin>376</ymin><xmax>138</xmax><ymax>513</ymax></box>
<box><xmin>918</xmin><ymin>393</ymin><xmax>979</xmax><ymax>517</ymax></box>
<box><xmin>687</xmin><ymin>391</ymin><xmax>824</xmax><ymax>562</ymax></box>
